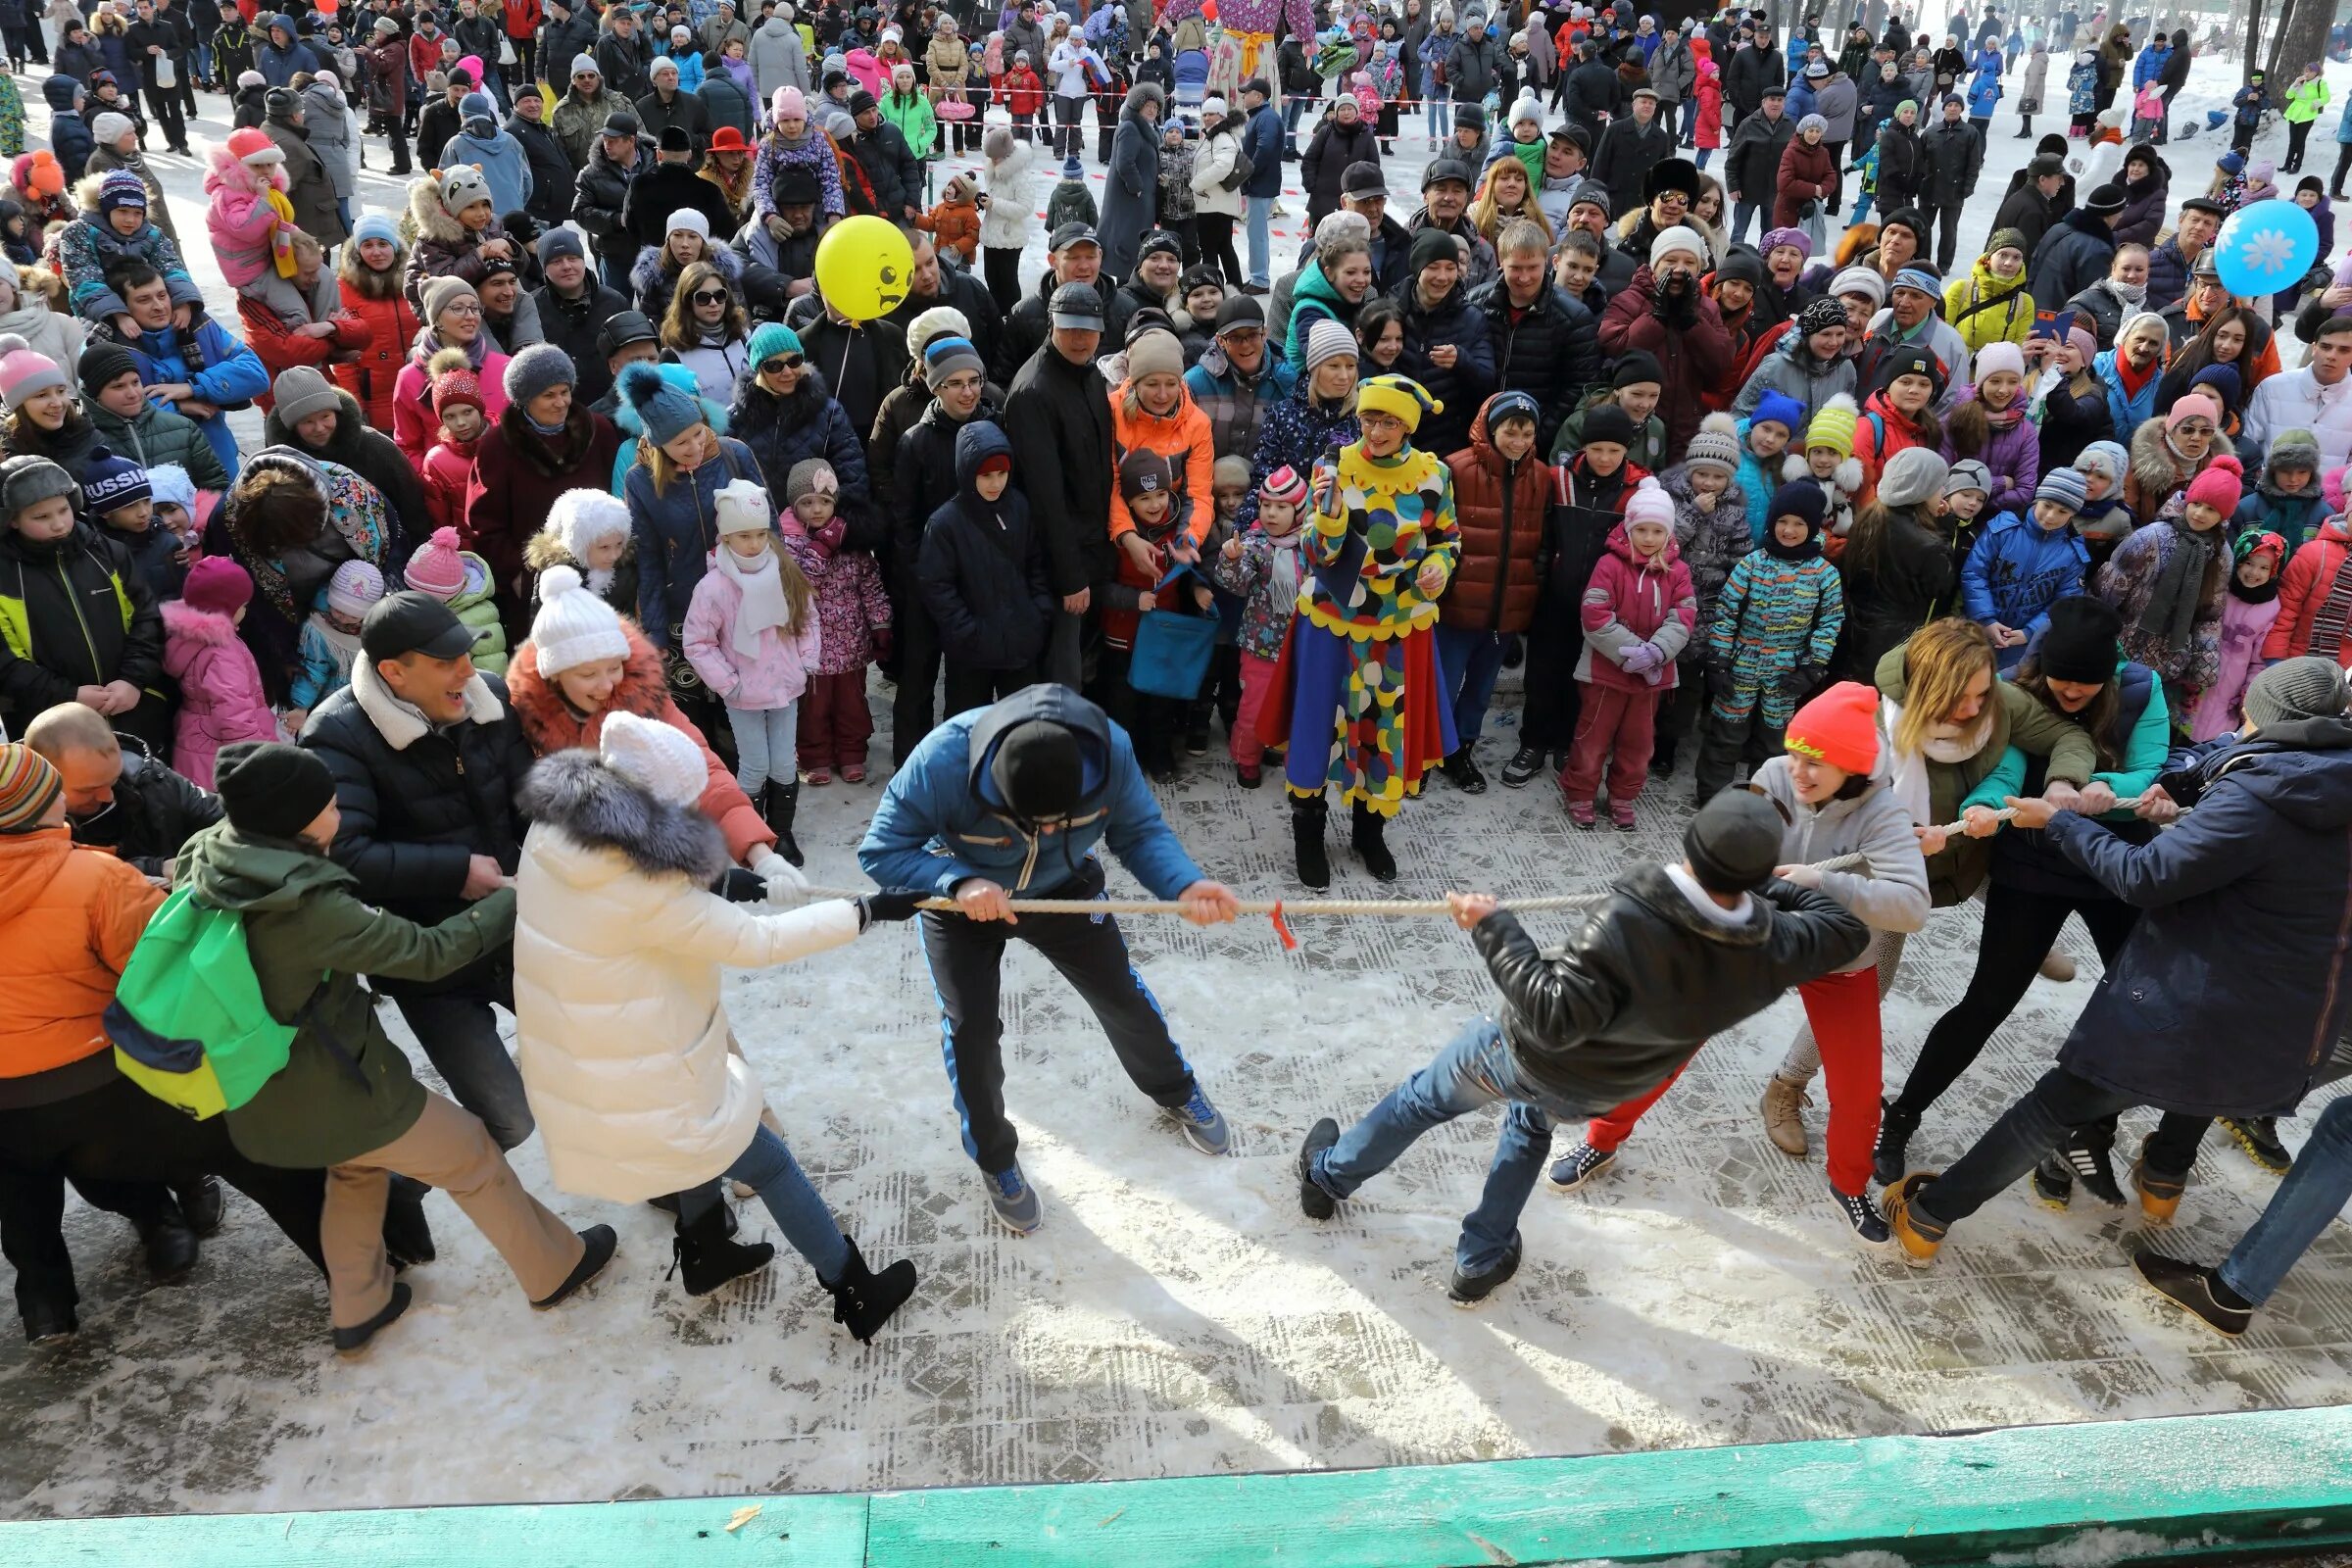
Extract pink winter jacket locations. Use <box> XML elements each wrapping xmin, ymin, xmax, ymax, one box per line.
<box><xmin>161</xmin><ymin>600</ymin><xmax>279</xmax><ymax>788</ymax></box>
<box><xmin>1575</xmin><ymin>521</ymin><xmax>1698</xmax><ymax>693</ymax></box>
<box><xmin>682</xmin><ymin>553</ymin><xmax>825</xmax><ymax>710</ymax></box>
<box><xmin>204</xmin><ymin>149</ymin><xmax>290</xmax><ymax>291</ymax></box>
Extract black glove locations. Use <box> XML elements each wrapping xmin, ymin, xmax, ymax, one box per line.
<box><xmin>1780</xmin><ymin>662</ymin><xmax>1827</xmax><ymax>699</ymax></box>
<box><xmin>714</xmin><ymin>866</ymin><xmax>768</xmax><ymax>903</ymax></box>
<box><xmin>1705</xmin><ymin>659</ymin><xmax>1736</xmax><ymax>701</ymax></box>
<box><xmin>857</xmin><ymin>888</ymin><xmax>930</xmax><ymax>928</ymax></box>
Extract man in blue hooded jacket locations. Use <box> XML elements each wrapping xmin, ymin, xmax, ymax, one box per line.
<box><xmin>859</xmin><ymin>683</ymin><xmax>1241</xmax><ymax>1235</ymax></box>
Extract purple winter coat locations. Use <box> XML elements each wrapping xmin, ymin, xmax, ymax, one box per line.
<box><xmin>1940</xmin><ymin>386</ymin><xmax>2041</xmax><ymax>516</ymax></box>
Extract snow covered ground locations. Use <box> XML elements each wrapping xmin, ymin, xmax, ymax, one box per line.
<box><xmin>5</xmin><ymin>47</ymin><xmax>2352</xmax><ymax>1522</ymax></box>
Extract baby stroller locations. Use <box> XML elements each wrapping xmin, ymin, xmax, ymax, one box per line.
<box><xmin>1173</xmin><ymin>46</ymin><xmax>1209</xmax><ymax>115</ymax></box>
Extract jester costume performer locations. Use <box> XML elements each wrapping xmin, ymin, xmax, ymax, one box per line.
<box><xmin>1269</xmin><ymin>375</ymin><xmax>1459</xmax><ymax>888</ymax></box>
<box><xmin>1162</xmin><ymin>0</ymin><xmax>1316</xmax><ymax>105</ymax></box>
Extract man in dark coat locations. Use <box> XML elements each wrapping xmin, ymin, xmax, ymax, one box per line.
<box><xmin>1588</xmin><ymin>85</ymin><xmax>1675</xmax><ymax>219</ymax></box>
<box><xmin>1560</xmin><ymin>38</ymin><xmax>1623</xmax><ymax>149</ymax></box>
<box><xmin>620</xmin><ymin>126</ymin><xmax>736</xmax><ymax>251</ymax></box>
<box><xmin>298</xmin><ymin>591</ymin><xmax>541</xmax><ymax>1152</ymax></box>
<box><xmin>1917</xmin><ymin>94</ymin><xmax>1984</xmax><ymax>271</ymax></box>
<box><xmin>596</xmin><ymin>6</ymin><xmax>655</xmax><ymax>99</ymax></box>
<box><xmin>1298</xmin><ymin>792</ymin><xmax>1867</xmax><ymax>1303</ymax></box>
<box><xmin>507</xmin><ymin>86</ymin><xmax>578</xmax><ymax>227</ymax></box>
<box><xmin>2144</xmin><ymin>194</ymin><xmax>2223</xmax><ymax>311</ymax></box>
<box><xmin>25</xmin><ymin>706</ymin><xmax>220</xmax><ymax>879</ymax></box>
<box><xmin>2028</xmin><ymin>184</ymin><xmax>2125</xmax><ymax>322</ymax></box>
<box><xmin>635</xmin><ymin>55</ymin><xmax>710</xmax><ymax>149</ymax></box>
<box><xmin>1723</xmin><ymin>28</ymin><xmax>1788</xmax><ymax>124</ymax></box>
<box><xmin>1392</xmin><ymin>227</ymin><xmax>1495</xmax><ymax>460</ymax></box>
<box><xmin>1003</xmin><ymin>282</ymin><xmax>1115</xmax><ymax>689</ymax></box>
<box><xmin>530</xmin><ymin>228</ymin><xmax>630</xmax><ymax>406</ymax></box>
<box><xmin>1473</xmin><ymin>220</ymin><xmax>1602</xmax><ymax>450</ymax></box>
<box><xmin>847</xmin><ymin>88</ymin><xmax>921</xmax><ymax>222</ymax></box>
<box><xmin>1888</xmin><ymin>660</ymin><xmax>2352</xmax><ymax>1268</ymax></box>
<box><xmin>1597</xmin><ymin>223</ymin><xmax>1735</xmax><ymax>455</ymax></box>
<box><xmin>1991</xmin><ymin>153</ymin><xmax>2070</xmax><ymax>264</ymax></box>
<box><xmin>887</xmin><ymin>342</ymin><xmax>1001</xmax><ymax>762</ymax></box>
<box><xmin>995</xmin><ymin>223</ymin><xmax>1132</xmax><ymax>385</ymax></box>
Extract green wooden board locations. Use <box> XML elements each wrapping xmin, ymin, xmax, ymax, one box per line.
<box><xmin>10</xmin><ymin>1406</ymin><xmax>2352</xmax><ymax>1567</ymax></box>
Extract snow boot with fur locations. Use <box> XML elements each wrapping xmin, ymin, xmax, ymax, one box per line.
<box><xmin>820</xmin><ymin>1235</ymin><xmax>918</xmax><ymax>1343</ymax></box>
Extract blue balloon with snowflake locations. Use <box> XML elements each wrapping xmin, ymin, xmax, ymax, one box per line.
<box><xmin>2212</xmin><ymin>199</ymin><xmax>2321</xmax><ymax>299</ymax></box>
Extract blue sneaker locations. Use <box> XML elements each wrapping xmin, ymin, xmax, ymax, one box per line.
<box><xmin>1171</xmin><ymin>1088</ymin><xmax>1231</xmax><ymax>1155</ymax></box>
<box><xmin>986</xmin><ymin>1164</ymin><xmax>1043</xmax><ymax>1236</ymax></box>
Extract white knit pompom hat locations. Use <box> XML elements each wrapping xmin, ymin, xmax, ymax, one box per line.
<box><xmin>548</xmin><ymin>489</ymin><xmax>630</xmax><ymax>567</ymax></box>
<box><xmin>600</xmin><ymin>709</ymin><xmax>705</xmax><ymax>808</ymax></box>
<box><xmin>530</xmin><ymin>564</ymin><xmax>631</xmax><ymax>676</ymax></box>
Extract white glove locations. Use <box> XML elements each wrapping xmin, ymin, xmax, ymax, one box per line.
<box><xmin>749</xmin><ymin>849</ymin><xmax>809</xmax><ymax>906</ymax></box>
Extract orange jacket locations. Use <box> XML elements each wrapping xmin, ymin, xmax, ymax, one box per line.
<box><xmin>917</xmin><ymin>197</ymin><xmax>981</xmax><ymax>262</ymax></box>
<box><xmin>1107</xmin><ymin>379</ymin><xmax>1216</xmax><ymax>547</ymax></box>
<box><xmin>0</xmin><ymin>827</ymin><xmax>167</xmax><ymax>1081</ymax></box>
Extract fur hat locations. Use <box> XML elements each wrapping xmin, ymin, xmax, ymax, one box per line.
<box><xmin>531</xmin><ymin>564</ymin><xmax>632</xmax><ymax>675</ymax></box>
<box><xmin>0</xmin><ymin>455</ymin><xmax>76</xmax><ymax>516</ymax></box>
<box><xmin>600</xmin><ymin>709</ymin><xmax>707</xmax><ymax>808</ymax></box>
<box><xmin>1785</xmin><ymin>680</ymin><xmax>1878</xmax><ymax>773</ymax></box>
<box><xmin>549</xmin><ymin>489</ymin><xmax>631</xmax><ymax>565</ymax></box>
<box><xmin>2184</xmin><ymin>454</ymin><xmax>2246</xmax><ymax>516</ymax></box>
<box><xmin>1683</xmin><ymin>413</ymin><xmax>1740</xmax><ymax>476</ymax></box>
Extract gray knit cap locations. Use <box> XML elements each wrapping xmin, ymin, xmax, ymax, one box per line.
<box><xmin>503</xmin><ymin>342</ymin><xmax>576</xmax><ymax>408</ymax></box>
<box><xmin>2244</xmin><ymin>657</ymin><xmax>2350</xmax><ymax>733</ymax></box>
<box><xmin>272</xmin><ymin>365</ymin><xmax>341</xmax><ymax>426</ymax></box>
<box><xmin>1876</xmin><ymin>446</ymin><xmax>1950</xmax><ymax>510</ymax></box>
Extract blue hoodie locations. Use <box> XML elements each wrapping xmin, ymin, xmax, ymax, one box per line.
<box><xmin>255</xmin><ymin>13</ymin><xmax>321</xmax><ymax>86</ymax></box>
<box><xmin>439</xmin><ymin>101</ymin><xmax>535</xmax><ymax>221</ymax></box>
<box><xmin>859</xmin><ymin>681</ymin><xmax>1204</xmax><ymax>900</ymax></box>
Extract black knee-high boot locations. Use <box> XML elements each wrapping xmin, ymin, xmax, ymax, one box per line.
<box><xmin>1349</xmin><ymin>799</ymin><xmax>1397</xmax><ymax>883</ymax></box>
<box><xmin>761</xmin><ymin>781</ymin><xmax>804</xmax><ymax>866</ymax></box>
<box><xmin>1291</xmin><ymin>794</ymin><xmax>1331</xmax><ymax>889</ymax></box>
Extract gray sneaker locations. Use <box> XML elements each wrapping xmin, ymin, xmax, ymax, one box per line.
<box><xmin>1171</xmin><ymin>1087</ymin><xmax>1231</xmax><ymax>1155</ymax></box>
<box><xmin>986</xmin><ymin>1164</ymin><xmax>1044</xmax><ymax>1235</ymax></box>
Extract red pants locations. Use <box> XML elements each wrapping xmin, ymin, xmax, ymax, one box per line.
<box><xmin>797</xmin><ymin>668</ymin><xmax>874</xmax><ymax>772</ymax></box>
<box><xmin>1558</xmin><ymin>680</ymin><xmax>1657</xmax><ymax>806</ymax></box>
<box><xmin>1583</xmin><ymin>966</ymin><xmax>1883</xmax><ymax>1197</ymax></box>
<box><xmin>1231</xmin><ymin>650</ymin><xmax>1281</xmax><ymax>763</ymax></box>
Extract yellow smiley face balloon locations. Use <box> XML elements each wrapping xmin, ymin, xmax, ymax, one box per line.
<box><xmin>813</xmin><ymin>216</ymin><xmax>916</xmax><ymax>322</ymax></box>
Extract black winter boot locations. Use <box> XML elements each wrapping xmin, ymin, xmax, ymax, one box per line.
<box><xmin>1350</xmin><ymin>800</ymin><xmax>1398</xmax><ymax>882</ymax></box>
<box><xmin>820</xmin><ymin>1234</ymin><xmax>918</xmax><ymax>1343</ymax></box>
<box><xmin>762</xmin><ymin>781</ymin><xmax>805</xmax><ymax>867</ymax></box>
<box><xmin>1291</xmin><ymin>795</ymin><xmax>1331</xmax><ymax>889</ymax></box>
<box><xmin>172</xmin><ymin>1175</ymin><xmax>224</xmax><ymax>1237</ymax></box>
<box><xmin>1872</xmin><ymin>1099</ymin><xmax>1922</xmax><ymax>1189</ymax></box>
<box><xmin>136</xmin><ymin>1207</ymin><xmax>198</xmax><ymax>1284</ymax></box>
<box><xmin>668</xmin><ymin>1202</ymin><xmax>775</xmax><ymax>1298</ymax></box>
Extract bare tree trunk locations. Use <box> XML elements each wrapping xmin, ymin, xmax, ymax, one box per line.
<box><xmin>2264</xmin><ymin>0</ymin><xmax>2330</xmax><ymax>85</ymax></box>
<box><xmin>2238</xmin><ymin>0</ymin><xmax>2265</xmax><ymax>83</ymax></box>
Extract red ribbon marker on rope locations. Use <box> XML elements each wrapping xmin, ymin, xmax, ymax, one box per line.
<box><xmin>1268</xmin><ymin>900</ymin><xmax>1299</xmax><ymax>953</ymax></box>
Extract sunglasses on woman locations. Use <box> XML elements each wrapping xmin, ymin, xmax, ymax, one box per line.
<box><xmin>690</xmin><ymin>287</ymin><xmax>730</xmax><ymax>306</ymax></box>
<box><xmin>760</xmin><ymin>355</ymin><xmax>806</xmax><ymax>374</ymax></box>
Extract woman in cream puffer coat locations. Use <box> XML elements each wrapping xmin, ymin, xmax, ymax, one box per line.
<box><xmin>512</xmin><ymin>715</ymin><xmax>921</xmax><ymax>1340</ymax></box>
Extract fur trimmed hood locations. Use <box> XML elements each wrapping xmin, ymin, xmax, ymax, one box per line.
<box><xmin>160</xmin><ymin>598</ymin><xmax>240</xmax><ymax>646</ymax></box>
<box><xmin>1783</xmin><ymin>450</ymin><xmax>1865</xmax><ymax>497</ymax></box>
<box><xmin>407</xmin><ymin>173</ymin><xmax>469</xmax><ymax>246</ymax></box>
<box><xmin>518</xmin><ymin>748</ymin><xmax>729</xmax><ymax>885</ymax></box>
<box><xmin>504</xmin><ymin>622</ymin><xmax>671</xmax><ymax>755</ymax></box>
<box><xmin>2129</xmin><ymin>416</ymin><xmax>2203</xmax><ymax>501</ymax></box>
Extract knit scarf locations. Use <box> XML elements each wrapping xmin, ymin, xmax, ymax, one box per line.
<box><xmin>2307</xmin><ymin>550</ymin><xmax>2352</xmax><ymax>661</ymax></box>
<box><xmin>714</xmin><ymin>540</ymin><xmax>791</xmax><ymax>661</ymax></box>
<box><xmin>1880</xmin><ymin>695</ymin><xmax>1991</xmax><ymax>829</ymax></box>
<box><xmin>2136</xmin><ymin>514</ymin><xmax>2220</xmax><ymax>660</ymax></box>
<box><xmin>412</xmin><ymin>322</ymin><xmax>488</xmax><ymax>370</ymax></box>
<box><xmin>1979</xmin><ymin>391</ymin><xmax>2026</xmax><ymax>432</ymax></box>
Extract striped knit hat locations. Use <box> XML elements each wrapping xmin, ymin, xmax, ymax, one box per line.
<box><xmin>0</xmin><ymin>744</ymin><xmax>63</xmax><ymax>834</ymax></box>
<box><xmin>1259</xmin><ymin>465</ymin><xmax>1308</xmax><ymax>509</ymax></box>
<box><xmin>1683</xmin><ymin>413</ymin><xmax>1740</xmax><ymax>476</ymax></box>
<box><xmin>1803</xmin><ymin>394</ymin><xmax>1859</xmax><ymax>460</ymax></box>
<box><xmin>2034</xmin><ymin>466</ymin><xmax>2088</xmax><ymax>514</ymax></box>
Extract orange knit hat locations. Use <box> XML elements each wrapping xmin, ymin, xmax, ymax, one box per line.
<box><xmin>1785</xmin><ymin>681</ymin><xmax>1881</xmax><ymax>775</ymax></box>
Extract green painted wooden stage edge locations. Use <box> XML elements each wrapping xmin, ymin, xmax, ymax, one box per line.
<box><xmin>10</xmin><ymin>1404</ymin><xmax>2352</xmax><ymax>1567</ymax></box>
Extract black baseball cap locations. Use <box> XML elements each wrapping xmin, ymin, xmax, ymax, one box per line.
<box><xmin>1050</xmin><ymin>220</ymin><xmax>1101</xmax><ymax>251</ymax></box>
<box><xmin>362</xmin><ymin>591</ymin><xmax>476</xmax><ymax>662</ymax></box>
<box><xmin>598</xmin><ymin>310</ymin><xmax>659</xmax><ymax>356</ymax></box>
<box><xmin>1342</xmin><ymin>161</ymin><xmax>1386</xmax><ymax>198</ymax></box>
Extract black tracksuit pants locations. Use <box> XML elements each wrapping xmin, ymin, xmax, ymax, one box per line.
<box><xmin>918</xmin><ymin>857</ymin><xmax>1197</xmax><ymax>1174</ymax></box>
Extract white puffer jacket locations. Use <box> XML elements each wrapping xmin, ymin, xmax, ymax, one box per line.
<box><xmin>981</xmin><ymin>138</ymin><xmax>1037</xmax><ymax>249</ymax></box>
<box><xmin>512</xmin><ymin>751</ymin><xmax>861</xmax><ymax>1203</ymax></box>
<box><xmin>1190</xmin><ymin>122</ymin><xmax>1244</xmax><ymax>219</ymax></box>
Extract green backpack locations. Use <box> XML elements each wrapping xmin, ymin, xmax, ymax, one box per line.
<box><xmin>105</xmin><ymin>888</ymin><xmax>317</xmax><ymax>1120</ymax></box>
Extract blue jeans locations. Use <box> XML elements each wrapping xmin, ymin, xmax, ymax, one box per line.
<box><xmin>1731</xmin><ymin>197</ymin><xmax>1763</xmax><ymax>245</ymax></box>
<box><xmin>2218</xmin><ymin>1097</ymin><xmax>2352</xmax><ymax>1307</ymax></box>
<box><xmin>1310</xmin><ymin>1014</ymin><xmax>1607</xmax><ymax>1274</ymax></box>
<box><xmin>391</xmin><ymin>989</ymin><xmax>534</xmax><ymax>1152</ymax></box>
<box><xmin>1678</xmin><ymin>96</ymin><xmax>1697</xmax><ymax>142</ymax></box>
<box><xmin>1425</xmin><ymin>83</ymin><xmax>1447</xmax><ymax>136</ymax></box>
<box><xmin>679</xmin><ymin>1123</ymin><xmax>852</xmax><ymax>1282</ymax></box>
<box><xmin>1694</xmin><ymin>147</ymin><xmax>1713</xmax><ymax>170</ymax></box>
<box><xmin>727</xmin><ymin>699</ymin><xmax>799</xmax><ymax>793</ymax></box>
<box><xmin>1245</xmin><ymin>194</ymin><xmax>1274</xmax><ymax>285</ymax></box>
<box><xmin>1283</xmin><ymin>95</ymin><xmax>1306</xmax><ymax>143</ymax></box>
<box><xmin>1435</xmin><ymin>625</ymin><xmax>1507</xmax><ymax>747</ymax></box>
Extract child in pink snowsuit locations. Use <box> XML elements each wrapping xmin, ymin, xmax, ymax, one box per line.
<box><xmin>2189</xmin><ymin>530</ymin><xmax>2287</xmax><ymax>741</ymax></box>
<box><xmin>775</xmin><ymin>458</ymin><xmax>892</xmax><ymax>785</ymax></box>
<box><xmin>683</xmin><ymin>479</ymin><xmax>824</xmax><ymax>802</ymax></box>
<box><xmin>1562</xmin><ymin>477</ymin><xmax>1697</xmax><ymax>829</ymax></box>
<box><xmin>203</xmin><ymin>128</ymin><xmax>294</xmax><ymax>290</ymax></box>
<box><xmin>162</xmin><ymin>557</ymin><xmax>279</xmax><ymax>788</ymax></box>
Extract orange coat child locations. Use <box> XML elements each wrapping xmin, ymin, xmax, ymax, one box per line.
<box><xmin>919</xmin><ymin>172</ymin><xmax>982</xmax><ymax>263</ymax></box>
<box><xmin>1107</xmin><ymin>326</ymin><xmax>1216</xmax><ymax>548</ymax></box>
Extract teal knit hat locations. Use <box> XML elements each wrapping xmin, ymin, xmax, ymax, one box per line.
<box><xmin>615</xmin><ymin>361</ymin><xmax>705</xmax><ymax>447</ymax></box>
<box><xmin>747</xmin><ymin>320</ymin><xmax>805</xmax><ymax>368</ymax></box>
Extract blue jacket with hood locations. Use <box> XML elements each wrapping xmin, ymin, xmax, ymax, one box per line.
<box><xmin>439</xmin><ymin>103</ymin><xmax>536</xmax><ymax>221</ymax></box>
<box><xmin>859</xmin><ymin>681</ymin><xmax>1205</xmax><ymax>900</ymax></box>
<box><xmin>1960</xmin><ymin>509</ymin><xmax>2090</xmax><ymax>662</ymax></box>
<box><xmin>2044</xmin><ymin>710</ymin><xmax>2352</xmax><ymax>1118</ymax></box>
<box><xmin>255</xmin><ymin>14</ymin><xmax>321</xmax><ymax>86</ymax></box>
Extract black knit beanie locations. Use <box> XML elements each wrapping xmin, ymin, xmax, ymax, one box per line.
<box><xmin>216</xmin><ymin>742</ymin><xmax>339</xmax><ymax>843</ymax></box>
<box><xmin>2034</xmin><ymin>596</ymin><xmax>2122</xmax><ymax>686</ymax></box>
<box><xmin>990</xmin><ymin>721</ymin><xmax>1084</xmax><ymax>822</ymax></box>
<box><xmin>1683</xmin><ymin>791</ymin><xmax>1784</xmax><ymax>895</ymax></box>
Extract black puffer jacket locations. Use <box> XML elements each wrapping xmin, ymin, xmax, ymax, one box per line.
<box><xmin>509</xmin><ymin>114</ymin><xmax>578</xmax><ymax>226</ymax></box>
<box><xmin>996</xmin><ymin>270</ymin><xmax>1132</xmax><ymax>388</ymax></box>
<box><xmin>1472</xmin><ymin>864</ymin><xmax>1866</xmax><ymax>1106</ymax></box>
<box><xmin>571</xmin><ymin>134</ymin><xmax>656</xmax><ymax>270</ymax></box>
<box><xmin>1004</xmin><ymin>334</ymin><xmax>1115</xmax><ymax>600</ymax></box>
<box><xmin>0</xmin><ymin>521</ymin><xmax>165</xmax><ymax>724</ymax></box>
<box><xmin>1392</xmin><ymin>273</ymin><xmax>1495</xmax><ymax>460</ymax></box>
<box><xmin>916</xmin><ymin>421</ymin><xmax>1054</xmax><ymax>671</ymax></box>
<box><xmin>1472</xmin><ymin>277</ymin><xmax>1601</xmax><ymax>450</ymax></box>
<box><xmin>65</xmin><ymin>731</ymin><xmax>222</xmax><ymax>878</ymax></box>
<box><xmin>298</xmin><ymin>665</ymin><xmax>537</xmax><ymax>997</ymax></box>
<box><xmin>890</xmin><ymin>393</ymin><xmax>1001</xmax><ymax>586</ymax></box>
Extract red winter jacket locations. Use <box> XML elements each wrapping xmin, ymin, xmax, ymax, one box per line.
<box><xmin>1596</xmin><ymin>265</ymin><xmax>1735</xmax><ymax>457</ymax></box>
<box><xmin>334</xmin><ymin>272</ymin><xmax>422</xmax><ymax>433</ymax></box>
<box><xmin>1774</xmin><ymin>135</ymin><xmax>1838</xmax><ymax>228</ymax></box>
<box><xmin>2263</xmin><ymin>514</ymin><xmax>2352</xmax><ymax>667</ymax></box>
<box><xmin>237</xmin><ymin>292</ymin><xmax>369</xmax><ymax>410</ymax></box>
<box><xmin>1442</xmin><ymin>398</ymin><xmax>1551</xmax><ymax>634</ymax></box>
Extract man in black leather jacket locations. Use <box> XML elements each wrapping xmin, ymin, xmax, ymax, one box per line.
<box><xmin>1298</xmin><ymin>792</ymin><xmax>1868</xmax><ymax>1304</ymax></box>
<box><xmin>24</xmin><ymin>705</ymin><xmax>220</xmax><ymax>880</ymax></box>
